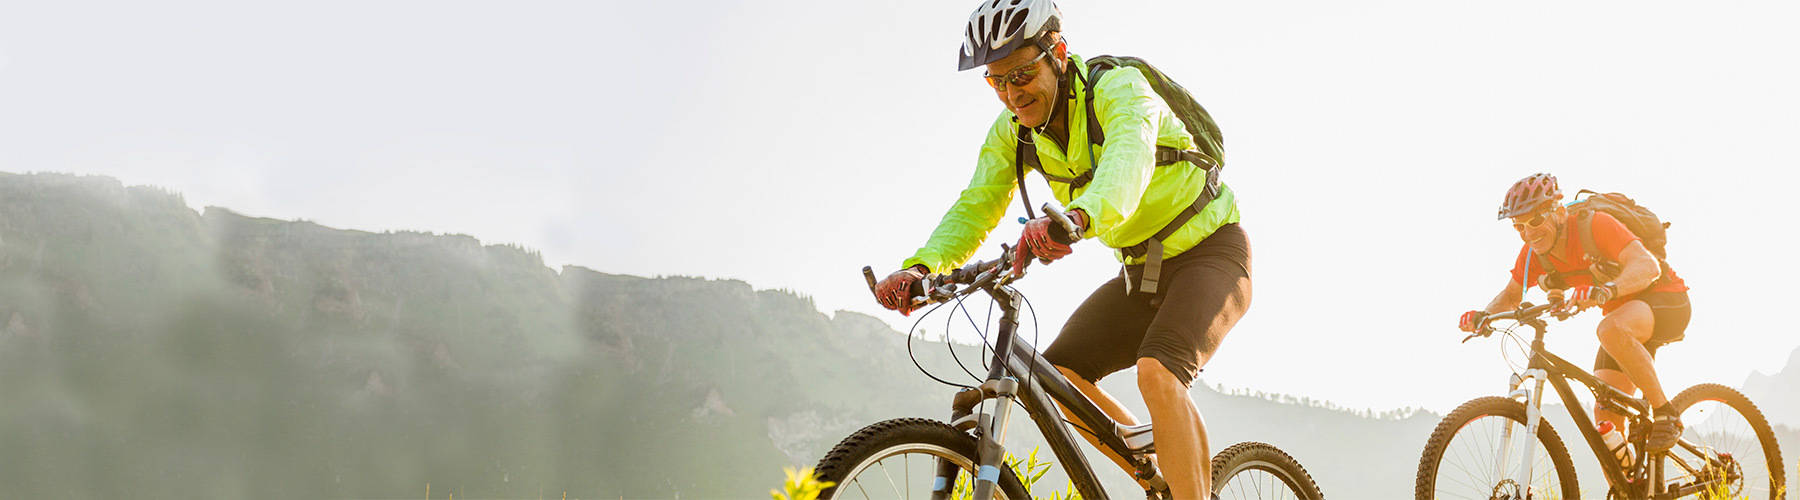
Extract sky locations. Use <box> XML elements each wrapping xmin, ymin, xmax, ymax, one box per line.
<box><xmin>2</xmin><ymin>0</ymin><xmax>1797</xmax><ymax>414</ymax></box>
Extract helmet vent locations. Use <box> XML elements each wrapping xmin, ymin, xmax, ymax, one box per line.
<box><xmin>1006</xmin><ymin>9</ymin><xmax>1030</xmax><ymax>36</ymax></box>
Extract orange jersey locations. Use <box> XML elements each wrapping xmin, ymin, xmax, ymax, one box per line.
<box><xmin>1510</xmin><ymin>211</ymin><xmax>1688</xmax><ymax>313</ymax></box>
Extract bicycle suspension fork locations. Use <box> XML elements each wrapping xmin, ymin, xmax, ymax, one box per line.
<box><xmin>1499</xmin><ymin>367</ymin><xmax>1551</xmax><ymax>492</ymax></box>
<box><xmin>933</xmin><ymin>289</ymin><xmax>1025</xmax><ymax>500</ymax></box>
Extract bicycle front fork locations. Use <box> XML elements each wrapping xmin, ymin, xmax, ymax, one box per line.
<box><xmin>936</xmin><ymin>378</ymin><xmax>1021</xmax><ymax>500</ymax></box>
<box><xmin>1498</xmin><ymin>369</ymin><xmax>1549</xmax><ymax>495</ymax></box>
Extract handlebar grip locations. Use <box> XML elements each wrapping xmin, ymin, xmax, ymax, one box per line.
<box><xmin>1042</xmin><ymin>203</ymin><xmax>1080</xmax><ymax>237</ymax></box>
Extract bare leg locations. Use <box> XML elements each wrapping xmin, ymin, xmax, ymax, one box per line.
<box><xmin>1140</xmin><ymin>357</ymin><xmax>1209</xmax><ymax>499</ymax></box>
<box><xmin>1596</xmin><ymin>301</ymin><xmax>1666</xmax><ymax>407</ymax></box>
<box><xmin>1594</xmin><ymin>369</ymin><xmax>1638</xmax><ymax>435</ymax></box>
<box><xmin>1053</xmin><ymin>365</ymin><xmax>1153</xmax><ymax>488</ymax></box>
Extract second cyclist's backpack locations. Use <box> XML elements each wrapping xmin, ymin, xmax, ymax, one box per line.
<box><xmin>1537</xmin><ymin>189</ymin><xmax>1672</xmax><ymax>286</ymax></box>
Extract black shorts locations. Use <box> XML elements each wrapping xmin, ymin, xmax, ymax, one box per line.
<box><xmin>1594</xmin><ymin>290</ymin><xmax>1691</xmax><ymax>373</ymax></box>
<box><xmin>1042</xmin><ymin>223</ymin><xmax>1251</xmax><ymax>387</ymax></box>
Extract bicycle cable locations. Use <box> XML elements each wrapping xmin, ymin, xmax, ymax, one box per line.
<box><xmin>1499</xmin><ymin>323</ymin><xmax>1530</xmax><ymax>375</ymax></box>
<box><xmin>905</xmin><ymin>300</ymin><xmax>977</xmax><ymax>391</ymax></box>
<box><xmin>947</xmin><ymin>293</ymin><xmax>985</xmax><ymax>382</ymax></box>
<box><xmin>1018</xmin><ymin>289</ymin><xmax>1100</xmax><ymax>439</ymax></box>
<box><xmin>901</xmin><ymin>282</ymin><xmax>1106</xmax><ymax>445</ymax></box>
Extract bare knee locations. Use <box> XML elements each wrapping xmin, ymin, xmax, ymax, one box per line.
<box><xmin>1597</xmin><ymin>303</ymin><xmax>1654</xmax><ymax>345</ymax></box>
<box><xmin>1136</xmin><ymin>358</ymin><xmax>1185</xmax><ymax>395</ymax></box>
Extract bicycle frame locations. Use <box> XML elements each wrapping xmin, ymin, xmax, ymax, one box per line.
<box><xmin>1493</xmin><ymin>312</ymin><xmax>1727</xmax><ymax>499</ymax></box>
<box><xmin>929</xmin><ymin>283</ymin><xmax>1155</xmax><ymax>500</ymax></box>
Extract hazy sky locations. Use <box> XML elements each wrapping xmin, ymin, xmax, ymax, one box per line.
<box><xmin>3</xmin><ymin>0</ymin><xmax>1797</xmax><ymax>414</ymax></box>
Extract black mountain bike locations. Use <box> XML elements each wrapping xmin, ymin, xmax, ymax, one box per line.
<box><xmin>816</xmin><ymin>207</ymin><xmax>1322</xmax><ymax>500</ymax></box>
<box><xmin>1416</xmin><ymin>297</ymin><xmax>1784</xmax><ymax>499</ymax></box>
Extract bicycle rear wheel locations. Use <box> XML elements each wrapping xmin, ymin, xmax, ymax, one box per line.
<box><xmin>1667</xmin><ymin>383</ymin><xmax>1785</xmax><ymax>500</ymax></box>
<box><xmin>1211</xmin><ymin>441</ymin><xmax>1324</xmax><ymax>500</ymax></box>
<box><xmin>1415</xmin><ymin>396</ymin><xmax>1579</xmax><ymax>500</ymax></box>
<box><xmin>814</xmin><ymin>418</ymin><xmax>1029</xmax><ymax>500</ymax></box>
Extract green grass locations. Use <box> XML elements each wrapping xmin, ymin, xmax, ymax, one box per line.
<box><xmin>771</xmin><ymin>466</ymin><xmax>835</xmax><ymax>500</ymax></box>
<box><xmin>781</xmin><ymin>447</ymin><xmax>1081</xmax><ymax>500</ymax></box>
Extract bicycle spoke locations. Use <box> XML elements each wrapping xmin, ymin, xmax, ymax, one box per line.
<box><xmin>876</xmin><ymin>460</ymin><xmax>903</xmax><ymax>498</ymax></box>
<box><xmin>1433</xmin><ymin>414</ymin><xmax>1562</xmax><ymax>498</ymax></box>
<box><xmin>1674</xmin><ymin>398</ymin><xmax>1776</xmax><ymax>498</ymax></box>
<box><xmin>1218</xmin><ymin>468</ymin><xmax>1304</xmax><ymax>500</ymax></box>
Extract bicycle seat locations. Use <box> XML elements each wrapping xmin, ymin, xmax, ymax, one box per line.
<box><xmin>1118</xmin><ymin>422</ymin><xmax>1155</xmax><ymax>453</ymax></box>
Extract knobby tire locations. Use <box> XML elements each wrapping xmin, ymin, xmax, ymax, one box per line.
<box><xmin>814</xmin><ymin>418</ymin><xmax>1029</xmax><ymax>500</ymax></box>
<box><xmin>1210</xmin><ymin>441</ymin><xmax>1326</xmax><ymax>500</ymax></box>
<box><xmin>1415</xmin><ymin>396</ymin><xmax>1580</xmax><ymax>500</ymax></box>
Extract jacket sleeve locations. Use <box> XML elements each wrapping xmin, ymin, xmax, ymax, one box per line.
<box><xmin>903</xmin><ymin>116</ymin><xmax>1019</xmax><ymax>273</ymax></box>
<box><xmin>1066</xmin><ymin>67</ymin><xmax>1172</xmax><ymax>248</ymax></box>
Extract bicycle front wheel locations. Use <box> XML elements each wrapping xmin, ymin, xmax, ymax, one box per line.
<box><xmin>1211</xmin><ymin>441</ymin><xmax>1324</xmax><ymax>500</ymax></box>
<box><xmin>1667</xmin><ymin>383</ymin><xmax>1785</xmax><ymax>500</ymax></box>
<box><xmin>1415</xmin><ymin>396</ymin><xmax>1580</xmax><ymax>500</ymax></box>
<box><xmin>813</xmin><ymin>418</ymin><xmax>1029</xmax><ymax>500</ymax></box>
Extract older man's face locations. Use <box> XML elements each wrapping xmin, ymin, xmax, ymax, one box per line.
<box><xmin>984</xmin><ymin>46</ymin><xmax>1060</xmax><ymax>128</ymax></box>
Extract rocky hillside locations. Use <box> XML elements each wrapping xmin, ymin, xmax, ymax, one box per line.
<box><xmin>4</xmin><ymin>172</ymin><xmax>1787</xmax><ymax>499</ymax></box>
<box><xmin>1745</xmin><ymin>346</ymin><xmax>1800</xmax><ymax>428</ymax></box>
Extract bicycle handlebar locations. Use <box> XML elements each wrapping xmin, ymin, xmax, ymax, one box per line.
<box><xmin>1466</xmin><ymin>292</ymin><xmax>1576</xmax><ymax>341</ymax></box>
<box><xmin>862</xmin><ymin>205</ymin><xmax>1077</xmax><ymax>309</ymax></box>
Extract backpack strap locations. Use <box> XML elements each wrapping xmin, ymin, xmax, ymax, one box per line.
<box><xmin>1117</xmin><ymin>166</ymin><xmax>1223</xmax><ymax>295</ymax></box>
<box><xmin>1086</xmin><ymin>61</ymin><xmax>1226</xmax><ymax>295</ymax></box>
<box><xmin>1571</xmin><ymin>210</ymin><xmax>1670</xmax><ymax>290</ymax></box>
<box><xmin>1573</xmin><ymin>212</ymin><xmax>1617</xmax><ymax>279</ymax></box>
<box><xmin>1014</xmin><ymin>124</ymin><xmax>1039</xmax><ymax>220</ymax></box>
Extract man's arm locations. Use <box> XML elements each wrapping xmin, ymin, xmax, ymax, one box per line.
<box><xmin>1483</xmin><ymin>277</ymin><xmax>1526</xmax><ymax>314</ymax></box>
<box><xmin>1607</xmin><ymin>240</ymin><xmax>1662</xmax><ymax>295</ymax></box>
<box><xmin>902</xmin><ymin>115</ymin><xmax>1023</xmax><ymax>273</ymax></box>
<box><xmin>1066</xmin><ymin>67</ymin><xmax>1163</xmax><ymax>247</ymax></box>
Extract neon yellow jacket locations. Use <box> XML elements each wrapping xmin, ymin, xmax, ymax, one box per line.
<box><xmin>903</xmin><ymin>55</ymin><xmax>1240</xmax><ymax>273</ymax></box>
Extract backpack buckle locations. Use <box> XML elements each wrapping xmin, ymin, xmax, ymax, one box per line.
<box><xmin>1204</xmin><ymin>165</ymin><xmax>1221</xmax><ymax>198</ymax></box>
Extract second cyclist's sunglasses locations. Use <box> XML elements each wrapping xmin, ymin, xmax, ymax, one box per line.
<box><xmin>1512</xmin><ymin>204</ymin><xmax>1559</xmax><ymax>232</ymax></box>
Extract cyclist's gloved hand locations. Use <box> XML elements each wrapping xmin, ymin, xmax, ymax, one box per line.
<box><xmin>1458</xmin><ymin>310</ymin><xmax>1487</xmax><ymax>333</ymax></box>
<box><xmin>1564</xmin><ymin>284</ymin><xmax>1614</xmax><ymax>311</ymax></box>
<box><xmin>1010</xmin><ymin>210</ymin><xmax>1086</xmax><ymax>277</ymax></box>
<box><xmin>875</xmin><ymin>265</ymin><xmax>928</xmax><ymax>316</ymax></box>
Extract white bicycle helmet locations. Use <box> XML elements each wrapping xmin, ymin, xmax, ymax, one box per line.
<box><xmin>957</xmin><ymin>0</ymin><xmax>1062</xmax><ymax>71</ymax></box>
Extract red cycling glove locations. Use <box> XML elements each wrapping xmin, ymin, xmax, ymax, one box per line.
<box><xmin>1564</xmin><ymin>284</ymin><xmax>1614</xmax><ymax>310</ymax></box>
<box><xmin>1458</xmin><ymin>310</ymin><xmax>1487</xmax><ymax>333</ymax></box>
<box><xmin>1011</xmin><ymin>210</ymin><xmax>1087</xmax><ymax>277</ymax></box>
<box><xmin>875</xmin><ymin>265</ymin><xmax>928</xmax><ymax>316</ymax></box>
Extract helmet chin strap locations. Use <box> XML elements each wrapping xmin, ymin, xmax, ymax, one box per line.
<box><xmin>1029</xmin><ymin>39</ymin><xmax>1073</xmax><ymax>137</ymax></box>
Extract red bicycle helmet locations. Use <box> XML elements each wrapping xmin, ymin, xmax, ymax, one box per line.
<box><xmin>1497</xmin><ymin>173</ymin><xmax>1562</xmax><ymax>219</ymax></box>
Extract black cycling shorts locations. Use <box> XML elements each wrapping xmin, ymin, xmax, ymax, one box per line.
<box><xmin>1042</xmin><ymin>223</ymin><xmax>1251</xmax><ymax>387</ymax></box>
<box><xmin>1594</xmin><ymin>290</ymin><xmax>1691</xmax><ymax>373</ymax></box>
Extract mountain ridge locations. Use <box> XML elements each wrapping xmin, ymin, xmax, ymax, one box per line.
<box><xmin>2</xmin><ymin>171</ymin><xmax>1792</xmax><ymax>499</ymax></box>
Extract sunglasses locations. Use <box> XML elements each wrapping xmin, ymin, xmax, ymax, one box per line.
<box><xmin>1511</xmin><ymin>207</ymin><xmax>1557</xmax><ymax>232</ymax></box>
<box><xmin>983</xmin><ymin>51</ymin><xmax>1048</xmax><ymax>90</ymax></box>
